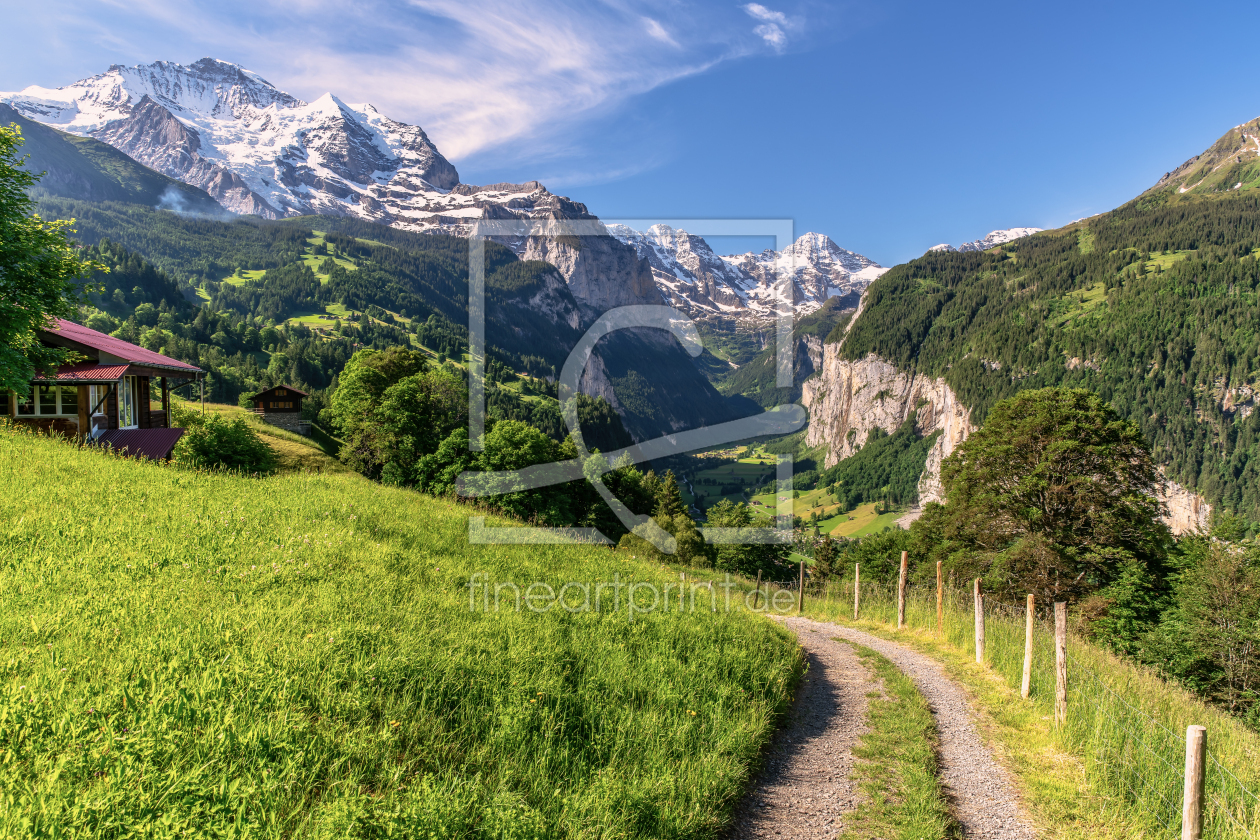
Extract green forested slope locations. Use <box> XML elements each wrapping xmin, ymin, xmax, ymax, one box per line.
<box><xmin>840</xmin><ymin>191</ymin><xmax>1260</xmax><ymax>518</ymax></box>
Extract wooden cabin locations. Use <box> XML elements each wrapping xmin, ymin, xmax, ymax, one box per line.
<box><xmin>248</xmin><ymin>385</ymin><xmax>310</xmax><ymax>434</ymax></box>
<box><xmin>4</xmin><ymin>318</ymin><xmax>204</xmax><ymax>460</ymax></box>
<box><xmin>249</xmin><ymin>385</ymin><xmax>307</xmax><ymax>414</ymax></box>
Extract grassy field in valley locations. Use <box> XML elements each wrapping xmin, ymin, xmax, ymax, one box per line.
<box><xmin>0</xmin><ymin>428</ymin><xmax>802</xmax><ymax>837</ymax></box>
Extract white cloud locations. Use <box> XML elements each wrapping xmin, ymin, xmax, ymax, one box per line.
<box><xmin>743</xmin><ymin>3</ymin><xmax>788</xmax><ymax>25</ymax></box>
<box><xmin>742</xmin><ymin>3</ymin><xmax>797</xmax><ymax>52</ymax></box>
<box><xmin>643</xmin><ymin>17</ymin><xmax>679</xmax><ymax>47</ymax></box>
<box><xmin>10</xmin><ymin>0</ymin><xmax>816</xmax><ymax>163</ymax></box>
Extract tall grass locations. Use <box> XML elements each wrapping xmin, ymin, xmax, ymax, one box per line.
<box><xmin>797</xmin><ymin>576</ymin><xmax>1260</xmax><ymax>839</ymax></box>
<box><xmin>0</xmin><ymin>428</ymin><xmax>801</xmax><ymax>838</ymax></box>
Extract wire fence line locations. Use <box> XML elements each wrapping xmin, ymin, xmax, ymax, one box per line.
<box><xmin>780</xmin><ymin>573</ymin><xmax>1260</xmax><ymax>838</ymax></box>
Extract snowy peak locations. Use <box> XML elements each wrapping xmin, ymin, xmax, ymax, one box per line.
<box><xmin>724</xmin><ymin>232</ymin><xmax>887</xmax><ymax>315</ymax></box>
<box><xmin>1</xmin><ymin>58</ymin><xmax>497</xmax><ymax>222</ymax></box>
<box><xmin>607</xmin><ymin>225</ymin><xmax>887</xmax><ymax>320</ymax></box>
<box><xmin>929</xmin><ymin>227</ymin><xmax>1042</xmax><ymax>253</ymax></box>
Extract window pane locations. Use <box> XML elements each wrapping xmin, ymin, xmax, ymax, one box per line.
<box><xmin>16</xmin><ymin>387</ymin><xmax>34</xmax><ymax>415</ymax></box>
<box><xmin>61</xmin><ymin>385</ymin><xmax>78</xmax><ymax>416</ymax></box>
<box><xmin>38</xmin><ymin>385</ymin><xmax>58</xmax><ymax>415</ymax></box>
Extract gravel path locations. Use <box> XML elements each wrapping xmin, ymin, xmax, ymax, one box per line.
<box><xmin>727</xmin><ymin>621</ymin><xmax>876</xmax><ymax>839</ymax></box>
<box><xmin>776</xmin><ymin>616</ymin><xmax>1039</xmax><ymax>840</ymax></box>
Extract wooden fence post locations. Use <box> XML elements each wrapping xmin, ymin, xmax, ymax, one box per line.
<box><xmin>752</xmin><ymin>569</ymin><xmax>762</xmax><ymax>610</ymax></box>
<box><xmin>853</xmin><ymin>563</ymin><xmax>860</xmax><ymax>620</ymax></box>
<box><xmin>1054</xmin><ymin>602</ymin><xmax>1068</xmax><ymax>727</ymax></box>
<box><xmin>897</xmin><ymin>551</ymin><xmax>908</xmax><ymax>629</ymax></box>
<box><xmin>797</xmin><ymin>561</ymin><xmax>805</xmax><ymax>614</ymax></box>
<box><xmin>1181</xmin><ymin>725</ymin><xmax>1206</xmax><ymax>840</ymax></box>
<box><xmin>973</xmin><ymin>578</ymin><xmax>984</xmax><ymax>664</ymax></box>
<box><xmin>1021</xmin><ymin>594</ymin><xmax>1034</xmax><ymax>699</ymax></box>
<box><xmin>936</xmin><ymin>561</ymin><xmax>943</xmax><ymax>635</ymax></box>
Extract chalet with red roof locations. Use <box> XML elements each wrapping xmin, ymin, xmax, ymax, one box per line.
<box><xmin>4</xmin><ymin>319</ymin><xmax>204</xmax><ymax>460</ymax></box>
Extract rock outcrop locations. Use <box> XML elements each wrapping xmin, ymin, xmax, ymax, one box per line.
<box><xmin>1159</xmin><ymin>478</ymin><xmax>1212</xmax><ymax>534</ymax></box>
<box><xmin>801</xmin><ymin>350</ymin><xmax>973</xmax><ymax>505</ymax></box>
<box><xmin>802</xmin><ymin>344</ymin><xmax>1211</xmax><ymax>534</ymax></box>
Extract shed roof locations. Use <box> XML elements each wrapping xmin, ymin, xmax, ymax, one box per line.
<box><xmin>95</xmin><ymin>428</ymin><xmax>186</xmax><ymax>461</ymax></box>
<box><xmin>249</xmin><ymin>384</ymin><xmax>310</xmax><ymax>399</ymax></box>
<box><xmin>44</xmin><ymin>319</ymin><xmax>202</xmax><ymax>374</ymax></box>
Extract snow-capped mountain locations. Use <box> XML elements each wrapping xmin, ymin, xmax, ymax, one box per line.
<box><xmin>0</xmin><ymin>58</ymin><xmax>584</xmax><ymax>230</ymax></box>
<box><xmin>928</xmin><ymin>227</ymin><xmax>1042</xmax><ymax>254</ymax></box>
<box><xmin>608</xmin><ymin>224</ymin><xmax>887</xmax><ymax>319</ymax></box>
<box><xmin>725</xmin><ymin>233</ymin><xmax>888</xmax><ymax>313</ymax></box>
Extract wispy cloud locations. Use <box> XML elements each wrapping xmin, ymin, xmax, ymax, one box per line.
<box><xmin>11</xmin><ymin>0</ymin><xmax>812</xmax><ymax>162</ymax></box>
<box><xmin>742</xmin><ymin>3</ymin><xmax>800</xmax><ymax>53</ymax></box>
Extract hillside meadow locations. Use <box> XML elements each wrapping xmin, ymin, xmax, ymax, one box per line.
<box><xmin>0</xmin><ymin>427</ymin><xmax>801</xmax><ymax>838</ymax></box>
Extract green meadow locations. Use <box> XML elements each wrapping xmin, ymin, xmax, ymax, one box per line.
<box><xmin>0</xmin><ymin>428</ymin><xmax>801</xmax><ymax>837</ymax></box>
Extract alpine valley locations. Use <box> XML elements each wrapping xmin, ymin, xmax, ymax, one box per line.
<box><xmin>6</xmin><ymin>57</ymin><xmax>1260</xmax><ymax>526</ymax></box>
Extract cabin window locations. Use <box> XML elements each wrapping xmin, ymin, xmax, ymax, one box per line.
<box><xmin>119</xmin><ymin>376</ymin><xmax>137</xmax><ymax>429</ymax></box>
<box><xmin>60</xmin><ymin>386</ymin><xmax>78</xmax><ymax>416</ymax></box>
<box><xmin>0</xmin><ymin>391</ymin><xmax>8</xmax><ymax>415</ymax></box>
<box><xmin>16</xmin><ymin>387</ymin><xmax>34</xmax><ymax>416</ymax></box>
<box><xmin>89</xmin><ymin>384</ymin><xmax>111</xmax><ymax>416</ymax></box>
<box><xmin>38</xmin><ymin>385</ymin><xmax>58</xmax><ymax>415</ymax></box>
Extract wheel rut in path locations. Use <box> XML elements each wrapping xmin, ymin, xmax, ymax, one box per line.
<box><xmin>727</xmin><ymin>620</ymin><xmax>875</xmax><ymax>839</ymax></box>
<box><xmin>775</xmin><ymin>616</ymin><xmax>1039</xmax><ymax>840</ymax></box>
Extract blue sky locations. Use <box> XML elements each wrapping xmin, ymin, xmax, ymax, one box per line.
<box><xmin>4</xmin><ymin>0</ymin><xmax>1260</xmax><ymax>265</ymax></box>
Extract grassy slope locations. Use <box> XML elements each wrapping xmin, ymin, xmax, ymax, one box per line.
<box><xmin>0</xmin><ymin>429</ymin><xmax>800</xmax><ymax>837</ymax></box>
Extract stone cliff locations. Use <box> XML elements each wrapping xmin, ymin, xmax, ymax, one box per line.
<box><xmin>801</xmin><ymin>350</ymin><xmax>973</xmax><ymax>505</ymax></box>
<box><xmin>801</xmin><ymin>343</ymin><xmax>1211</xmax><ymax>534</ymax></box>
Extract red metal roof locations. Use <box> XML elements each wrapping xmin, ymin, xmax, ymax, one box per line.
<box><xmin>95</xmin><ymin>428</ymin><xmax>186</xmax><ymax>461</ymax></box>
<box><xmin>32</xmin><ymin>363</ymin><xmax>132</xmax><ymax>383</ymax></box>
<box><xmin>46</xmin><ymin>319</ymin><xmax>202</xmax><ymax>374</ymax></box>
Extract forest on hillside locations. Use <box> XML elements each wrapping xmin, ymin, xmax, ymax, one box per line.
<box><xmin>839</xmin><ymin>193</ymin><xmax>1260</xmax><ymax>521</ymax></box>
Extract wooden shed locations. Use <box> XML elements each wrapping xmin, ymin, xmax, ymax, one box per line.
<box><xmin>249</xmin><ymin>385</ymin><xmax>308</xmax><ymax>414</ymax></box>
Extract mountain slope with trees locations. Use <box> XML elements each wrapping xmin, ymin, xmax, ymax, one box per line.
<box><xmin>837</xmin><ymin>188</ymin><xmax>1260</xmax><ymax>521</ymax></box>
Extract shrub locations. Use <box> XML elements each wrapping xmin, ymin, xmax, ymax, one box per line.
<box><xmin>174</xmin><ymin>414</ymin><xmax>277</xmax><ymax>474</ymax></box>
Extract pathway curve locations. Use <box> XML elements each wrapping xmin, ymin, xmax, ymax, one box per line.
<box><xmin>773</xmin><ymin>616</ymin><xmax>1039</xmax><ymax>840</ymax></box>
<box><xmin>728</xmin><ymin>619</ymin><xmax>875</xmax><ymax>839</ymax></box>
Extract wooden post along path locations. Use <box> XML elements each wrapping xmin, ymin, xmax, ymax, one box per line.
<box><xmin>752</xmin><ymin>569</ymin><xmax>762</xmax><ymax>610</ymax></box>
<box><xmin>897</xmin><ymin>551</ymin><xmax>908</xmax><ymax>628</ymax></box>
<box><xmin>1181</xmin><ymin>725</ymin><xmax>1206</xmax><ymax>840</ymax></box>
<box><xmin>1021</xmin><ymin>594</ymin><xmax>1035</xmax><ymax>699</ymax></box>
<box><xmin>1054</xmin><ymin>602</ymin><xmax>1068</xmax><ymax>727</ymax></box>
<box><xmin>797</xmin><ymin>561</ymin><xmax>805</xmax><ymax>614</ymax></box>
<box><xmin>973</xmin><ymin>578</ymin><xmax>985</xmax><ymax>664</ymax></box>
<box><xmin>936</xmin><ymin>561</ymin><xmax>943</xmax><ymax>634</ymax></box>
<box><xmin>853</xmin><ymin>563</ymin><xmax>860</xmax><ymax>620</ymax></box>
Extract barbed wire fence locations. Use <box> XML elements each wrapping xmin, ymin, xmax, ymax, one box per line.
<box><xmin>768</xmin><ymin>568</ymin><xmax>1260</xmax><ymax>838</ymax></box>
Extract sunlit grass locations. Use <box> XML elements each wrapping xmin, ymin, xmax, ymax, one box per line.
<box><xmin>0</xmin><ymin>428</ymin><xmax>801</xmax><ymax>837</ymax></box>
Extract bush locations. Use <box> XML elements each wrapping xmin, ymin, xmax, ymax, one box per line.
<box><xmin>174</xmin><ymin>414</ymin><xmax>277</xmax><ymax>474</ymax></box>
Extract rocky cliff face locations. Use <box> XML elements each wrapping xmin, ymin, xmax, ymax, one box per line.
<box><xmin>1159</xmin><ymin>478</ymin><xmax>1212</xmax><ymax>534</ymax></box>
<box><xmin>519</xmin><ymin>233</ymin><xmax>661</xmax><ymax>314</ymax></box>
<box><xmin>802</xmin><ymin>343</ymin><xmax>1210</xmax><ymax>533</ymax></box>
<box><xmin>801</xmin><ymin>349</ymin><xmax>973</xmax><ymax>505</ymax></box>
